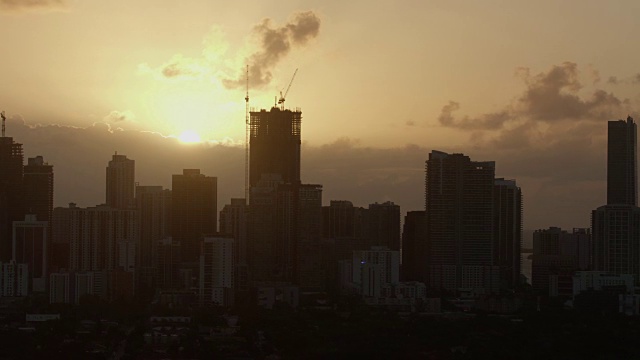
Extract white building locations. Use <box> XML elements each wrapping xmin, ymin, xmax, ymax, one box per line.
<box><xmin>352</xmin><ymin>246</ymin><xmax>400</xmax><ymax>287</ymax></box>
<box><xmin>199</xmin><ymin>236</ymin><xmax>234</xmax><ymax>306</ymax></box>
<box><xmin>49</xmin><ymin>272</ymin><xmax>70</xmax><ymax>304</ymax></box>
<box><xmin>573</xmin><ymin>271</ymin><xmax>634</xmax><ymax>296</ymax></box>
<box><xmin>0</xmin><ymin>261</ymin><xmax>29</xmax><ymax>297</ymax></box>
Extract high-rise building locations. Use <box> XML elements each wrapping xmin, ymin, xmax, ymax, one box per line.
<box><xmin>12</xmin><ymin>215</ymin><xmax>48</xmax><ymax>292</ymax></box>
<box><xmin>367</xmin><ymin>201</ymin><xmax>401</xmax><ymax>251</ymax></box>
<box><xmin>322</xmin><ymin>200</ymin><xmax>366</xmax><ymax>239</ymax></box>
<box><xmin>607</xmin><ymin>116</ymin><xmax>637</xmax><ymax>206</ymax></box>
<box><xmin>247</xmin><ymin>175</ymin><xmax>324</xmax><ymax>290</ymax></box>
<box><xmin>135</xmin><ymin>185</ymin><xmax>171</xmax><ymax>291</ymax></box>
<box><xmin>23</xmin><ymin>156</ymin><xmax>53</xmax><ymax>224</ymax></box>
<box><xmin>401</xmin><ymin>211</ymin><xmax>427</xmax><ymax>282</ymax></box>
<box><xmin>155</xmin><ymin>237</ymin><xmax>181</xmax><ymax>290</ymax></box>
<box><xmin>493</xmin><ymin>178</ymin><xmax>523</xmax><ymax>289</ymax></box>
<box><xmin>199</xmin><ymin>236</ymin><xmax>234</xmax><ymax>306</ymax></box>
<box><xmin>54</xmin><ymin>204</ymin><xmax>138</xmax><ymax>272</ymax></box>
<box><xmin>424</xmin><ymin>150</ymin><xmax>497</xmax><ymax>292</ymax></box>
<box><xmin>532</xmin><ymin>227</ymin><xmax>591</xmax><ymax>295</ymax></box>
<box><xmin>593</xmin><ymin>116</ymin><xmax>640</xmax><ymax>285</ymax></box>
<box><xmin>0</xmin><ymin>261</ymin><xmax>29</xmax><ymax>297</ymax></box>
<box><xmin>249</xmin><ymin>107</ymin><xmax>301</xmax><ymax>187</ymax></box>
<box><xmin>220</xmin><ymin>198</ymin><xmax>248</xmax><ymax>292</ymax></box>
<box><xmin>0</xmin><ymin>136</ymin><xmax>24</xmax><ymax>261</ymax></box>
<box><xmin>171</xmin><ymin>169</ymin><xmax>217</xmax><ymax>264</ymax></box>
<box><xmin>106</xmin><ymin>153</ymin><xmax>135</xmax><ymax>209</ymax></box>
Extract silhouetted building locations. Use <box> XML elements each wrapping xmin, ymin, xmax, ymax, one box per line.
<box><xmin>136</xmin><ymin>185</ymin><xmax>171</xmax><ymax>292</ymax></box>
<box><xmin>171</xmin><ymin>169</ymin><xmax>217</xmax><ymax>264</ymax></box>
<box><xmin>592</xmin><ymin>205</ymin><xmax>640</xmax><ymax>283</ymax></box>
<box><xmin>322</xmin><ymin>200</ymin><xmax>367</xmax><ymax>239</ymax></box>
<box><xmin>249</xmin><ymin>107</ymin><xmax>301</xmax><ymax>187</ymax></box>
<box><xmin>367</xmin><ymin>201</ymin><xmax>401</xmax><ymax>251</ymax></box>
<box><xmin>0</xmin><ymin>136</ymin><xmax>24</xmax><ymax>261</ymax></box>
<box><xmin>608</xmin><ymin>116</ymin><xmax>637</xmax><ymax>206</ymax></box>
<box><xmin>532</xmin><ymin>227</ymin><xmax>591</xmax><ymax>296</ymax></box>
<box><xmin>401</xmin><ymin>211</ymin><xmax>427</xmax><ymax>281</ymax></box>
<box><xmin>220</xmin><ymin>198</ymin><xmax>248</xmax><ymax>293</ymax></box>
<box><xmin>106</xmin><ymin>153</ymin><xmax>135</xmax><ymax>209</ymax></box>
<box><xmin>247</xmin><ymin>175</ymin><xmax>323</xmax><ymax>291</ymax></box>
<box><xmin>199</xmin><ymin>236</ymin><xmax>234</xmax><ymax>306</ymax></box>
<box><xmin>23</xmin><ymin>156</ymin><xmax>53</xmax><ymax>224</ymax></box>
<box><xmin>425</xmin><ymin>150</ymin><xmax>497</xmax><ymax>292</ymax></box>
<box><xmin>156</xmin><ymin>237</ymin><xmax>181</xmax><ymax>290</ymax></box>
<box><xmin>593</xmin><ymin>116</ymin><xmax>640</xmax><ymax>285</ymax></box>
<box><xmin>12</xmin><ymin>215</ymin><xmax>48</xmax><ymax>292</ymax></box>
<box><xmin>493</xmin><ymin>178</ymin><xmax>523</xmax><ymax>290</ymax></box>
<box><xmin>54</xmin><ymin>203</ymin><xmax>138</xmax><ymax>272</ymax></box>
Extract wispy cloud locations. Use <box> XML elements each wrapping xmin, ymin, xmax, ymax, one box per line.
<box><xmin>0</xmin><ymin>0</ymin><xmax>67</xmax><ymax>12</ymax></box>
<box><xmin>140</xmin><ymin>11</ymin><xmax>321</xmax><ymax>89</ymax></box>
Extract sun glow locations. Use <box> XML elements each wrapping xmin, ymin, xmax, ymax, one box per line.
<box><xmin>178</xmin><ymin>130</ymin><xmax>201</xmax><ymax>143</ymax></box>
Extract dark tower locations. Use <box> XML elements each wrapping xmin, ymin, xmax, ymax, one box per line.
<box><xmin>607</xmin><ymin>116</ymin><xmax>637</xmax><ymax>206</ymax></box>
<box><xmin>171</xmin><ymin>169</ymin><xmax>217</xmax><ymax>264</ymax></box>
<box><xmin>23</xmin><ymin>156</ymin><xmax>54</xmax><ymax>223</ymax></box>
<box><xmin>249</xmin><ymin>107</ymin><xmax>301</xmax><ymax>187</ymax></box>
<box><xmin>106</xmin><ymin>153</ymin><xmax>135</xmax><ymax>209</ymax></box>
<box><xmin>0</xmin><ymin>135</ymin><xmax>24</xmax><ymax>261</ymax></box>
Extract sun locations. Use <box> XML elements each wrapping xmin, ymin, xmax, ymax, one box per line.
<box><xmin>178</xmin><ymin>130</ymin><xmax>202</xmax><ymax>144</ymax></box>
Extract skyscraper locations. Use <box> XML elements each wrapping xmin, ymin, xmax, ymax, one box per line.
<box><xmin>12</xmin><ymin>215</ymin><xmax>48</xmax><ymax>292</ymax></box>
<box><xmin>135</xmin><ymin>185</ymin><xmax>171</xmax><ymax>291</ymax></box>
<box><xmin>493</xmin><ymin>178</ymin><xmax>523</xmax><ymax>289</ymax></box>
<box><xmin>401</xmin><ymin>211</ymin><xmax>427</xmax><ymax>282</ymax></box>
<box><xmin>106</xmin><ymin>153</ymin><xmax>135</xmax><ymax>209</ymax></box>
<box><xmin>199</xmin><ymin>236</ymin><xmax>234</xmax><ymax>306</ymax></box>
<box><xmin>171</xmin><ymin>169</ymin><xmax>217</xmax><ymax>264</ymax></box>
<box><xmin>367</xmin><ymin>201</ymin><xmax>401</xmax><ymax>251</ymax></box>
<box><xmin>23</xmin><ymin>156</ymin><xmax>54</xmax><ymax>224</ymax></box>
<box><xmin>593</xmin><ymin>116</ymin><xmax>640</xmax><ymax>284</ymax></box>
<box><xmin>607</xmin><ymin>116</ymin><xmax>637</xmax><ymax>206</ymax></box>
<box><xmin>0</xmin><ymin>135</ymin><xmax>24</xmax><ymax>261</ymax></box>
<box><xmin>424</xmin><ymin>150</ymin><xmax>496</xmax><ymax>292</ymax></box>
<box><xmin>249</xmin><ymin>107</ymin><xmax>301</xmax><ymax>187</ymax></box>
<box><xmin>220</xmin><ymin>198</ymin><xmax>248</xmax><ymax>292</ymax></box>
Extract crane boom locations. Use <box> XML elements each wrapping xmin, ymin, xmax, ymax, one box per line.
<box><xmin>278</xmin><ymin>68</ymin><xmax>298</xmax><ymax>109</ymax></box>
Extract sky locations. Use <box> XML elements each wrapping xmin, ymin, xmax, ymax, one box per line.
<box><xmin>2</xmin><ymin>0</ymin><xmax>640</xmax><ymax>231</ymax></box>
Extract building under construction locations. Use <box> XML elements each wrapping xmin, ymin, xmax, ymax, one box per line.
<box><xmin>249</xmin><ymin>107</ymin><xmax>302</xmax><ymax>187</ymax></box>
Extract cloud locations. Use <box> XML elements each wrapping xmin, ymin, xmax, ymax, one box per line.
<box><xmin>438</xmin><ymin>101</ymin><xmax>511</xmax><ymax>130</ymax></box>
<box><xmin>141</xmin><ymin>12</ymin><xmax>320</xmax><ymax>89</ymax></box>
<box><xmin>0</xmin><ymin>0</ymin><xmax>66</xmax><ymax>12</ymax></box>
<box><xmin>438</xmin><ymin>62</ymin><xmax>631</xmax><ymax>150</ymax></box>
<box><xmin>104</xmin><ymin>110</ymin><xmax>135</xmax><ymax>123</ymax></box>
<box><xmin>223</xmin><ymin>11</ymin><xmax>321</xmax><ymax>89</ymax></box>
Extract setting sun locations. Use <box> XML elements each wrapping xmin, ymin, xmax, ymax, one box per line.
<box><xmin>178</xmin><ymin>130</ymin><xmax>201</xmax><ymax>143</ymax></box>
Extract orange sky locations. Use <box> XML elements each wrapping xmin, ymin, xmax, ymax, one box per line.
<box><xmin>2</xmin><ymin>0</ymin><xmax>640</xmax><ymax>229</ymax></box>
<box><xmin>2</xmin><ymin>0</ymin><xmax>640</xmax><ymax>147</ymax></box>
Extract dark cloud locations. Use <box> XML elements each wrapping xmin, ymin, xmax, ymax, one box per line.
<box><xmin>438</xmin><ymin>101</ymin><xmax>511</xmax><ymax>130</ymax></box>
<box><xmin>438</xmin><ymin>62</ymin><xmax>629</xmax><ymax>150</ymax></box>
<box><xmin>607</xmin><ymin>76</ymin><xmax>619</xmax><ymax>85</ymax></box>
<box><xmin>223</xmin><ymin>11</ymin><xmax>321</xmax><ymax>89</ymax></box>
<box><xmin>0</xmin><ymin>0</ymin><xmax>66</xmax><ymax>11</ymax></box>
<box><xmin>104</xmin><ymin>110</ymin><xmax>135</xmax><ymax>123</ymax></box>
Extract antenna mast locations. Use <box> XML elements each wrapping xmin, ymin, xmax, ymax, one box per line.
<box><xmin>1</xmin><ymin>111</ymin><xmax>5</xmax><ymax>137</ymax></box>
<box><xmin>244</xmin><ymin>65</ymin><xmax>250</xmax><ymax>203</ymax></box>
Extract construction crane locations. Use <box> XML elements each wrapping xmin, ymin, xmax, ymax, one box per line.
<box><xmin>1</xmin><ymin>111</ymin><xmax>5</xmax><ymax>137</ymax></box>
<box><xmin>244</xmin><ymin>65</ymin><xmax>250</xmax><ymax>203</ymax></box>
<box><xmin>278</xmin><ymin>68</ymin><xmax>298</xmax><ymax>110</ymax></box>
